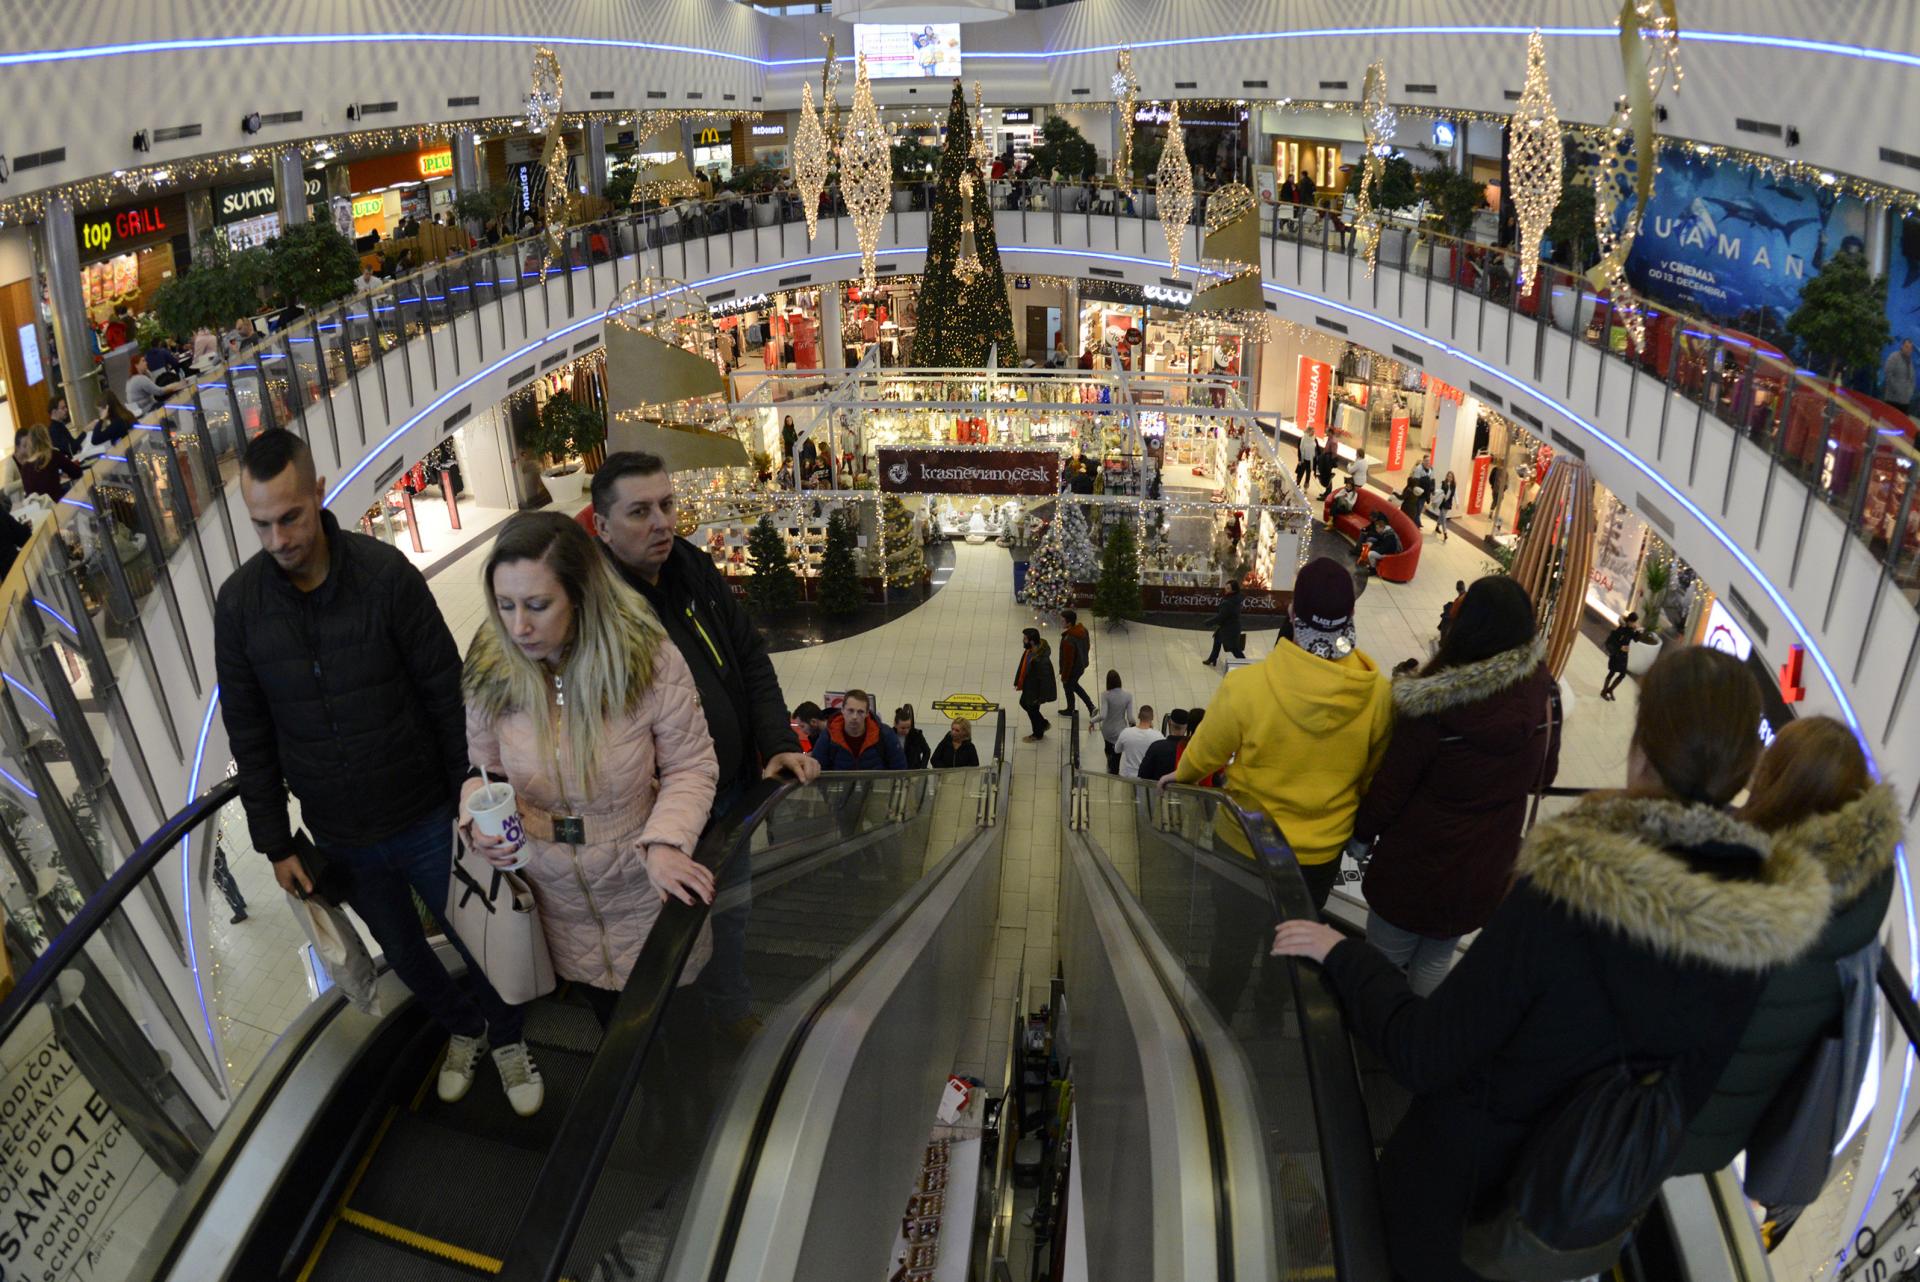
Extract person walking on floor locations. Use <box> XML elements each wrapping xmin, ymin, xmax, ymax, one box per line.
<box><xmin>1114</xmin><ymin>707</ymin><xmax>1163</xmax><ymax>779</ymax></box>
<box><xmin>1432</xmin><ymin>471</ymin><xmax>1457</xmax><ymax>541</ymax></box>
<box><xmin>1273</xmin><ymin>647</ymin><xmax>1830</xmax><ymax>1282</ymax></box>
<box><xmin>591</xmin><ymin>450</ymin><xmax>818</xmax><ymax>1045</ymax></box>
<box><xmin>1014</xmin><ymin>628</ymin><xmax>1059</xmax><ymax>742</ymax></box>
<box><xmin>1203</xmin><ymin>581</ymin><xmax>1246</xmax><ymax>666</ymax></box>
<box><xmin>460</xmin><ymin>512</ymin><xmax>721</xmax><ymax>1041</ymax></box>
<box><xmin>1600</xmin><ymin>611</ymin><xmax>1656</xmax><ymax>701</ymax></box>
<box><xmin>1345</xmin><ymin>577</ymin><xmax>1561</xmax><ymax>996</ymax></box>
<box><xmin>1168</xmin><ymin>557</ymin><xmax>1392</xmax><ymax>1018</ymax></box>
<box><xmin>1055</xmin><ymin>609</ymin><xmax>1097</xmax><ymax>719</ymax></box>
<box><xmin>1296</xmin><ymin>430</ymin><xmax>1318</xmax><ymax>490</ymax></box>
<box><xmin>1098</xmin><ymin>670</ymin><xmax>1133</xmax><ymax>773</ymax></box>
<box><xmin>1314</xmin><ymin>441</ymin><xmax>1337</xmax><ymax>497</ymax></box>
<box><xmin>214</xmin><ymin>429</ymin><xmax>537</xmax><ymax>1114</ymax></box>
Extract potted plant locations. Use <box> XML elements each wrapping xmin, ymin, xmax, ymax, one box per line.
<box><xmin>1368</xmin><ymin>156</ymin><xmax>1420</xmax><ymax>265</ymax></box>
<box><xmin>1031</xmin><ymin>117</ymin><xmax>1097</xmax><ymax>185</ymax></box>
<box><xmin>1420</xmin><ymin>167</ymin><xmax>1483</xmax><ymax>280</ymax></box>
<box><xmin>1787</xmin><ymin>249</ymin><xmax>1890</xmax><ymax>383</ymax></box>
<box><xmin>1544</xmin><ymin>171</ymin><xmax>1601</xmax><ymax>331</ymax></box>
<box><xmin>527</xmin><ymin>391</ymin><xmax>604</xmax><ymax>508</ymax></box>
<box><xmin>1131</xmin><ymin>132</ymin><xmax>1166</xmax><ymax>219</ymax></box>
<box><xmin>1625</xmin><ymin>555</ymin><xmax>1672</xmax><ymax>676</ymax></box>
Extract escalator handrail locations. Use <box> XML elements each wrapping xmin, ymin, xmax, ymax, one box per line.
<box><xmin>994</xmin><ymin>706</ymin><xmax>1007</xmax><ymax>763</ymax></box>
<box><xmin>496</xmin><ymin>776</ymin><xmax>795</xmax><ymax>1282</ymax></box>
<box><xmin>1078</xmin><ymin>768</ymin><xmax>1395</xmax><ymax>1282</ymax></box>
<box><xmin>0</xmin><ymin>777</ymin><xmax>239</xmax><ymax>1045</ymax></box>
<box><xmin>1879</xmin><ymin>952</ymin><xmax>1920</xmax><ymax>1052</ymax></box>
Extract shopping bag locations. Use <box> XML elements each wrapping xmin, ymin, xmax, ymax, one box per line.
<box><xmin>445</xmin><ymin>826</ymin><xmax>556</xmax><ymax>1006</ymax></box>
<box><xmin>287</xmin><ymin>891</ymin><xmax>383</xmax><ymax>1017</ymax></box>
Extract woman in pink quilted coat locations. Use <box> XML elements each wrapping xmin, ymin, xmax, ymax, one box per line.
<box><xmin>459</xmin><ymin>511</ymin><xmax>719</xmax><ymax>1017</ymax></box>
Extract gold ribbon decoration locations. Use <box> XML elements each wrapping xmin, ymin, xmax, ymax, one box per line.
<box><xmin>1353</xmin><ymin>60</ymin><xmax>1392</xmax><ymax>277</ymax></box>
<box><xmin>1588</xmin><ymin>0</ymin><xmax>1682</xmax><ymax>347</ymax></box>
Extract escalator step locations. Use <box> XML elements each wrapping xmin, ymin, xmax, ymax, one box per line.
<box><xmin>347</xmin><ymin>1113</ymin><xmax>553</xmax><ymax>1261</ymax></box>
<box><xmin>305</xmin><ymin>1219</ymin><xmax>495</xmax><ymax>1281</ymax></box>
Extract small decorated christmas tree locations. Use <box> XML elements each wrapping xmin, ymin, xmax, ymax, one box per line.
<box><xmin>1025</xmin><ymin>518</ymin><xmax>1075</xmax><ymax>615</ymax></box>
<box><xmin>818</xmin><ymin>508</ymin><xmax>865</xmax><ymax>616</ymax></box>
<box><xmin>1055</xmin><ymin>499</ymin><xmax>1101</xmax><ymax>583</ymax></box>
<box><xmin>744</xmin><ymin>514</ymin><xmax>799</xmax><ymax>614</ymax></box>
<box><xmin>881</xmin><ymin>496</ymin><xmax>927</xmax><ymax>589</ymax></box>
<box><xmin>1093</xmin><ymin>518</ymin><xmax>1145</xmax><ymax>627</ymax></box>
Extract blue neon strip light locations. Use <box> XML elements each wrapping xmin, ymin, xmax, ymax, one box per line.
<box><xmin>179</xmin><ymin>689</ymin><xmax>224</xmax><ymax>1078</ymax></box>
<box><xmin>32</xmin><ymin>599</ymin><xmax>76</xmax><ymax>634</ymax></box>
<box><xmin>0</xmin><ymin>766</ymin><xmax>38</xmax><ymax>801</ymax></box>
<box><xmin>58</xmin><ymin>497</ymin><xmax>93</xmax><ymax>512</ymax></box>
<box><xmin>3</xmin><ymin>674</ymin><xmax>52</xmax><ymax>720</ymax></box>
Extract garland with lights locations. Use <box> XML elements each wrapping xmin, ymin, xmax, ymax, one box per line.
<box><xmin>1112</xmin><ymin>49</ymin><xmax>1141</xmax><ymax>195</ymax></box>
<box><xmin>795</xmin><ymin>82</ymin><xmax>829</xmax><ymax>241</ymax></box>
<box><xmin>841</xmin><ymin>54</ymin><xmax>893</xmax><ymax>292</ymax></box>
<box><xmin>1354</xmin><ymin>60</ymin><xmax>1395</xmax><ymax>278</ymax></box>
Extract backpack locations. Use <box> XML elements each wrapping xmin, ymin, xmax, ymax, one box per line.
<box><xmin>1461</xmin><ymin>943</ymin><xmax>1685</xmax><ymax>1281</ymax></box>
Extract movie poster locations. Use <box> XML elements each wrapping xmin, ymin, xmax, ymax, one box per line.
<box><xmin>1624</xmin><ymin>145</ymin><xmax>1867</xmax><ymax>341</ymax></box>
<box><xmin>1885</xmin><ymin>213</ymin><xmax>1920</xmax><ymax>357</ymax></box>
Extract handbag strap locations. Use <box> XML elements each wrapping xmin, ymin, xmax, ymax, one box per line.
<box><xmin>1524</xmin><ymin>681</ymin><xmax>1561</xmax><ymax>833</ymax></box>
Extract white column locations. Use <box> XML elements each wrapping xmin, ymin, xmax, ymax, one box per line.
<box><xmin>37</xmin><ymin>196</ymin><xmax>98</xmax><ymax>421</ymax></box>
<box><xmin>1430</xmin><ymin>396</ymin><xmax>1480</xmax><ymax>490</ymax></box>
<box><xmin>822</xmin><ymin>285</ymin><xmax>845</xmax><ymax>370</ymax></box>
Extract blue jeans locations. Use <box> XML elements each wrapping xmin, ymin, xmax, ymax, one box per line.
<box><xmin>696</xmin><ymin>780</ymin><xmax>753</xmax><ymax>1024</ymax></box>
<box><xmin>1365</xmin><ymin>911</ymin><xmax>1458</xmax><ymax>997</ymax></box>
<box><xmin>325</xmin><ymin>803</ymin><xmax>524</xmax><ymax>1044</ymax></box>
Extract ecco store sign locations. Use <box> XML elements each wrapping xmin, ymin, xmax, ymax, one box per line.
<box><xmin>1144</xmin><ymin>284</ymin><xmax>1193</xmax><ymax>306</ymax></box>
<box><xmin>213</xmin><ymin>172</ymin><xmax>325</xmax><ymax>226</ymax></box>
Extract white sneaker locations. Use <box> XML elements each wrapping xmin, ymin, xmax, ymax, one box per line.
<box><xmin>438</xmin><ymin>1032</ymin><xmax>488</xmax><ymax>1103</ymax></box>
<box><xmin>492</xmin><ymin>1041</ymin><xmax>545</xmax><ymax>1117</ymax></box>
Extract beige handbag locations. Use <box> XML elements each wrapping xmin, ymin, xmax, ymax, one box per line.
<box><xmin>445</xmin><ymin>824</ymin><xmax>556</xmax><ymax>1006</ymax></box>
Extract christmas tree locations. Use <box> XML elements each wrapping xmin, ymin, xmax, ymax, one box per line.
<box><xmin>744</xmin><ymin>514</ymin><xmax>799</xmax><ymax>614</ymax></box>
<box><xmin>1093</xmin><ymin>518</ymin><xmax>1145</xmax><ymax>626</ymax></box>
<box><xmin>1025</xmin><ymin>518</ymin><xmax>1075</xmax><ymax>615</ymax></box>
<box><xmin>910</xmin><ymin>83</ymin><xmax>1018</xmax><ymax>368</ymax></box>
<box><xmin>1055</xmin><ymin>499</ymin><xmax>1100</xmax><ymax>583</ymax></box>
<box><xmin>818</xmin><ymin>508</ymin><xmax>866</xmax><ymax>615</ymax></box>
<box><xmin>881</xmin><ymin>496</ymin><xmax>927</xmax><ymax>589</ymax></box>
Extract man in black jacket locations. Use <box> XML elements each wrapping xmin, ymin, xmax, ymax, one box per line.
<box><xmin>1203</xmin><ymin>581</ymin><xmax>1245</xmax><ymax>666</ymax></box>
<box><xmin>214</xmin><ymin>430</ymin><xmax>539</xmax><ymax>1114</ymax></box>
<box><xmin>1136</xmin><ymin>708</ymin><xmax>1189</xmax><ymax>782</ymax></box>
<box><xmin>592</xmin><ymin>451</ymin><xmax>819</xmax><ymax>1034</ymax></box>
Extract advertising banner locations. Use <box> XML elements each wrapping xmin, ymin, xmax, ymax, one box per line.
<box><xmin>1296</xmin><ymin>356</ymin><xmax>1332</xmax><ymax>439</ymax></box>
<box><xmin>1140</xmin><ymin>585</ymin><xmax>1287</xmax><ymax>615</ymax></box>
<box><xmin>1625</xmin><ymin>145</ymin><xmax>1867</xmax><ymax>332</ymax></box>
<box><xmin>1387</xmin><ymin>413</ymin><xmax>1409</xmax><ymax>472</ymax></box>
<box><xmin>854</xmin><ymin>23</ymin><xmax>962</xmax><ymax>79</ymax></box>
<box><xmin>878</xmin><ymin>448</ymin><xmax>1062</xmax><ymax>496</ymax></box>
<box><xmin>1467</xmin><ymin>455</ymin><xmax>1492</xmax><ymax>515</ymax></box>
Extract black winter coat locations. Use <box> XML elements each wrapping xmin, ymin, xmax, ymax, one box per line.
<box><xmin>1016</xmin><ymin>641</ymin><xmax>1058</xmax><ymax>707</ymax></box>
<box><xmin>214</xmin><ymin>511</ymin><xmax>469</xmax><ymax>854</ymax></box>
<box><xmin>931</xmin><ymin>737</ymin><xmax>980</xmax><ymax>769</ymax></box>
<box><xmin>613</xmin><ymin>535</ymin><xmax>800</xmax><ymax>786</ymax></box>
<box><xmin>900</xmin><ymin>727</ymin><xmax>932</xmax><ymax>770</ymax></box>
<box><xmin>1207</xmin><ymin>592</ymin><xmax>1243</xmax><ymax>641</ymax></box>
<box><xmin>1675</xmin><ymin>784</ymin><xmax>1901</xmax><ymax>1175</ymax></box>
<box><xmin>1320</xmin><ymin>795</ymin><xmax>1830</xmax><ymax>1282</ymax></box>
<box><xmin>1354</xmin><ymin>640</ymin><xmax>1560</xmax><ymax>938</ymax></box>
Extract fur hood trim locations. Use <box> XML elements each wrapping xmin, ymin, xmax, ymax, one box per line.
<box><xmin>462</xmin><ymin>607</ymin><xmax>666</xmax><ymax>720</ymax></box>
<box><xmin>1771</xmin><ymin>783</ymin><xmax>1904</xmax><ymax>906</ymax></box>
<box><xmin>1518</xmin><ymin>795</ymin><xmax>1830</xmax><ymax>972</ymax></box>
<box><xmin>1391</xmin><ymin>635</ymin><xmax>1548</xmax><ymax>719</ymax></box>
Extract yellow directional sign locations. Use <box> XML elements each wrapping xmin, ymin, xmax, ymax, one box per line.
<box><xmin>932</xmin><ymin>693</ymin><xmax>999</xmax><ymax>722</ymax></box>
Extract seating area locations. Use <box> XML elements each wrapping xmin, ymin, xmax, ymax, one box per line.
<box><xmin>1322</xmin><ymin>486</ymin><xmax>1422</xmax><ymax>582</ymax></box>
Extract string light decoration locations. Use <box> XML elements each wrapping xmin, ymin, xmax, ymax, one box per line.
<box><xmin>795</xmin><ymin>82</ymin><xmax>830</xmax><ymax>240</ymax></box>
<box><xmin>971</xmin><ymin>81</ymin><xmax>992</xmax><ymax>172</ymax></box>
<box><xmin>955</xmin><ymin>173</ymin><xmax>985</xmax><ymax>283</ymax></box>
<box><xmin>1590</xmin><ymin>0</ymin><xmax>1684</xmax><ymax>348</ymax></box>
<box><xmin>525</xmin><ymin>47</ymin><xmax>565</xmax><ymax>135</ymax></box>
<box><xmin>525</xmin><ymin>47</ymin><xmax>571</xmax><ymax>254</ymax></box>
<box><xmin>821</xmin><ymin>34</ymin><xmax>842</xmax><ymax>144</ymax></box>
<box><xmin>840</xmin><ymin>54</ymin><xmax>894</xmax><ymax>293</ymax></box>
<box><xmin>1509</xmin><ymin>30</ymin><xmax>1563</xmax><ymax>292</ymax></box>
<box><xmin>1156</xmin><ymin>101</ymin><xmax>1194</xmax><ymax>279</ymax></box>
<box><xmin>1112</xmin><ymin>48</ymin><xmax>1140</xmax><ymax>195</ymax></box>
<box><xmin>1354</xmin><ymin>60</ymin><xmax>1393</xmax><ymax>277</ymax></box>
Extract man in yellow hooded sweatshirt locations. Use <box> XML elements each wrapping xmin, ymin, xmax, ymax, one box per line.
<box><xmin>1170</xmin><ymin>557</ymin><xmax>1392</xmax><ymax>1019</ymax></box>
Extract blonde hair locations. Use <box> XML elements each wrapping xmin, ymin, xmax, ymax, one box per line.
<box><xmin>15</xmin><ymin>424</ymin><xmax>51</xmax><ymax>468</ymax></box>
<box><xmin>949</xmin><ymin>717</ymin><xmax>972</xmax><ymax>742</ymax></box>
<box><xmin>466</xmin><ymin>511</ymin><xmax>666</xmax><ymax>794</ymax></box>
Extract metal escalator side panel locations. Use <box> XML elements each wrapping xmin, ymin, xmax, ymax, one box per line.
<box><xmin>1058</xmin><ymin>832</ymin><xmax>1229</xmax><ymax>1282</ymax></box>
<box><xmin>1071</xmin><ymin>831</ymin><xmax>1283</xmax><ymax>1281</ymax></box>
<box><xmin>675</xmin><ymin>814</ymin><xmax>1005</xmax><ymax>1282</ymax></box>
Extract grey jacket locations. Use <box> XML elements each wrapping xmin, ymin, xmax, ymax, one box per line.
<box><xmin>1884</xmin><ymin>348</ymin><xmax>1915</xmax><ymax>407</ymax></box>
<box><xmin>1099</xmin><ymin>687</ymin><xmax>1135</xmax><ymax>745</ymax></box>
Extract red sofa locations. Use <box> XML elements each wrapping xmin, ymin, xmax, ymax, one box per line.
<box><xmin>1322</xmin><ymin>487</ymin><xmax>1422</xmax><ymax>582</ymax></box>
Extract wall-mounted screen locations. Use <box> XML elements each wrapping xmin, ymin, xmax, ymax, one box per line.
<box><xmin>854</xmin><ymin>23</ymin><xmax>962</xmax><ymax>79</ymax></box>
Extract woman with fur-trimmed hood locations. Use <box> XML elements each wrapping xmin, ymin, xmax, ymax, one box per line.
<box><xmin>1349</xmin><ymin>577</ymin><xmax>1561</xmax><ymax>994</ymax></box>
<box><xmin>1276</xmin><ymin>647</ymin><xmax>1832</xmax><ymax>1282</ymax></box>
<box><xmin>460</xmin><ymin>512</ymin><xmax>719</xmax><ymax>1009</ymax></box>
<box><xmin>1674</xmin><ymin>716</ymin><xmax>1901</xmax><ymax>1178</ymax></box>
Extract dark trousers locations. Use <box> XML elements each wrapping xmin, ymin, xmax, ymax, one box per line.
<box><xmin>1601</xmin><ymin>664</ymin><xmax>1629</xmax><ymax>697</ymax></box>
<box><xmin>1104</xmin><ymin>740</ymin><xmax>1120</xmax><ymax>774</ymax></box>
<box><xmin>1061</xmin><ymin>673</ymin><xmax>1096</xmax><ymax>715</ymax></box>
<box><xmin>328</xmin><ymin>803</ymin><xmax>523</xmax><ymax>1044</ymax></box>
<box><xmin>1295</xmin><ymin>457</ymin><xmax>1314</xmax><ymax>487</ymax></box>
<box><xmin>1206</xmin><ymin>630</ymin><xmax>1245</xmax><ymax>663</ymax></box>
<box><xmin>211</xmin><ymin>845</ymin><xmax>248</xmax><ymax>919</ymax></box>
<box><xmin>694</xmin><ymin>780</ymin><xmax>752</xmax><ymax>1024</ymax></box>
<box><xmin>1023</xmin><ymin>699</ymin><xmax>1048</xmax><ymax>737</ymax></box>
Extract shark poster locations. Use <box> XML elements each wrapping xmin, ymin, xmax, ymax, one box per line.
<box><xmin>1885</xmin><ymin>214</ymin><xmax>1920</xmax><ymax>355</ymax></box>
<box><xmin>1624</xmin><ymin>146</ymin><xmax>1866</xmax><ymax>342</ymax></box>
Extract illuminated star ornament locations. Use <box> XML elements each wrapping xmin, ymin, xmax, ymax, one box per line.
<box><xmin>841</xmin><ymin>53</ymin><xmax>894</xmax><ymax>292</ymax></box>
<box><xmin>1508</xmin><ymin>30</ymin><xmax>1563</xmax><ymax>292</ymax></box>
<box><xmin>1156</xmin><ymin>101</ymin><xmax>1193</xmax><ymax>279</ymax></box>
<box><xmin>1112</xmin><ymin>49</ymin><xmax>1140</xmax><ymax>196</ymax></box>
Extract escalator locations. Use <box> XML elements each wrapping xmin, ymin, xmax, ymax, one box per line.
<box><xmin>0</xmin><ymin>731</ymin><xmax>1009</xmax><ymax>1282</ymax></box>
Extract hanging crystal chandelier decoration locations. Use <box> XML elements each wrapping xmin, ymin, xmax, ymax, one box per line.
<box><xmin>525</xmin><ymin>47</ymin><xmax>570</xmax><ymax>254</ymax></box>
<box><xmin>794</xmin><ymin>82</ymin><xmax>830</xmax><ymax>240</ymax></box>
<box><xmin>1156</xmin><ymin>100</ymin><xmax>1194</xmax><ymax>278</ymax></box>
<box><xmin>972</xmin><ymin>81</ymin><xmax>993</xmax><ymax>172</ymax></box>
<box><xmin>1353</xmin><ymin>60</ymin><xmax>1393</xmax><ymax>277</ymax></box>
<box><xmin>1112</xmin><ymin>49</ymin><xmax>1140</xmax><ymax>196</ymax></box>
<box><xmin>821</xmin><ymin>34</ymin><xmax>842</xmax><ymax>143</ymax></box>
<box><xmin>841</xmin><ymin>53</ymin><xmax>894</xmax><ymax>292</ymax></box>
<box><xmin>1589</xmin><ymin>0</ymin><xmax>1683</xmax><ymax>348</ymax></box>
<box><xmin>525</xmin><ymin>47</ymin><xmax>565</xmax><ymax>135</ymax></box>
<box><xmin>1508</xmin><ymin>30</ymin><xmax>1563</xmax><ymax>292</ymax></box>
<box><xmin>955</xmin><ymin>172</ymin><xmax>985</xmax><ymax>284</ymax></box>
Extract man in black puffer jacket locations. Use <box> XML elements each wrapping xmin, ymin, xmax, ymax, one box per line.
<box><xmin>215</xmin><ymin>430</ymin><xmax>534</xmax><ymax>1111</ymax></box>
